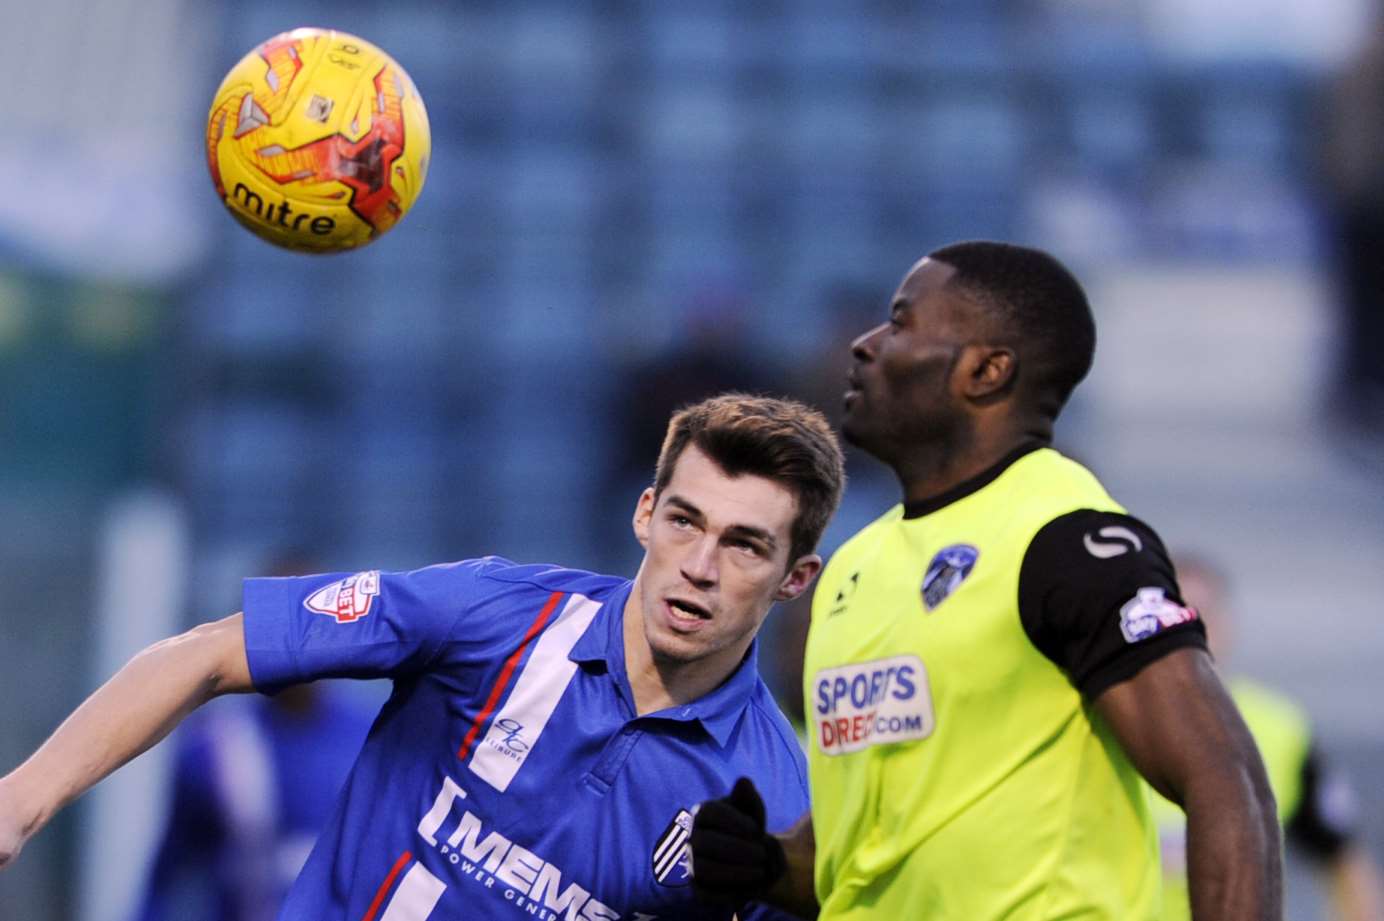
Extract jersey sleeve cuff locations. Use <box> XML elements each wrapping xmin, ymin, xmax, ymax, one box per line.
<box><xmin>242</xmin><ymin>577</ymin><xmax>305</xmax><ymax>695</ymax></box>
<box><xmin>1077</xmin><ymin>626</ymin><xmax>1208</xmax><ymax>699</ymax></box>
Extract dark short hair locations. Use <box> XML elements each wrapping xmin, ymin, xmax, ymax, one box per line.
<box><xmin>653</xmin><ymin>394</ymin><xmax>845</xmax><ymax>564</ymax></box>
<box><xmin>929</xmin><ymin>240</ymin><xmax>1096</xmax><ymax>417</ymax></box>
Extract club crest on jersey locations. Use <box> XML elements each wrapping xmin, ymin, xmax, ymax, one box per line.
<box><xmin>651</xmin><ymin>809</ymin><xmax>693</xmax><ymax>887</ymax></box>
<box><xmin>1119</xmin><ymin>587</ymin><xmax>1198</xmax><ymax>643</ymax></box>
<box><xmin>921</xmin><ymin>544</ymin><xmax>978</xmax><ymax>611</ymax></box>
<box><xmin>303</xmin><ymin>571</ymin><xmax>380</xmax><ymax>623</ymax></box>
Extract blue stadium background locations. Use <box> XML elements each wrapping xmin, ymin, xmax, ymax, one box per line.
<box><xmin>1</xmin><ymin>2</ymin><xmax>1382</xmax><ymax>919</ymax></box>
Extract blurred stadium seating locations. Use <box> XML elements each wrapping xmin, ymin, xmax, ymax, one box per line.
<box><xmin>1</xmin><ymin>3</ymin><xmax>1380</xmax><ymax>920</ymax></box>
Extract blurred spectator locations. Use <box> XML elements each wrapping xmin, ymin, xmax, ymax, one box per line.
<box><xmin>1153</xmin><ymin>553</ymin><xmax>1384</xmax><ymax>921</ymax></box>
<box><xmin>599</xmin><ymin>284</ymin><xmax>786</xmax><ymax>570</ymax></box>
<box><xmin>612</xmin><ymin>284</ymin><xmax>784</xmax><ymax>473</ymax></box>
<box><xmin>131</xmin><ymin>555</ymin><xmax>374</xmax><ymax>921</ymax></box>
<box><xmin>1321</xmin><ymin>21</ymin><xmax>1384</xmax><ymax>433</ymax></box>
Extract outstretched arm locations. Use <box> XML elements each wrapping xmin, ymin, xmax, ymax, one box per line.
<box><xmin>0</xmin><ymin>612</ymin><xmax>252</xmax><ymax>869</ymax></box>
<box><xmin>1096</xmin><ymin>647</ymin><xmax>1281</xmax><ymax>921</ymax></box>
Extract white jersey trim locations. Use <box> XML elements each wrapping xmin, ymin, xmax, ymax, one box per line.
<box><xmin>468</xmin><ymin>593</ymin><xmax>603</xmax><ymax>791</ymax></box>
<box><xmin>379</xmin><ymin>862</ymin><xmax>446</xmax><ymax>921</ymax></box>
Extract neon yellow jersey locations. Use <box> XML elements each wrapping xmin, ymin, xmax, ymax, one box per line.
<box><xmin>805</xmin><ymin>446</ymin><xmax>1206</xmax><ymax>920</ymax></box>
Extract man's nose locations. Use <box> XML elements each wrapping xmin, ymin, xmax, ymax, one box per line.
<box><xmin>680</xmin><ymin>536</ymin><xmax>718</xmax><ymax>589</ymax></box>
<box><xmin>851</xmin><ymin>323</ymin><xmax>886</xmax><ymax>361</ymax></box>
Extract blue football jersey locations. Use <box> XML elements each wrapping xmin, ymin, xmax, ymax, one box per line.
<box><xmin>242</xmin><ymin>557</ymin><xmax>808</xmax><ymax>921</ymax></box>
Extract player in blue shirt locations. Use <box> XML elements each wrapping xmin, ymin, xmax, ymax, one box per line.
<box><xmin>132</xmin><ymin>686</ymin><xmax>376</xmax><ymax>921</ymax></box>
<box><xmin>0</xmin><ymin>394</ymin><xmax>844</xmax><ymax>921</ymax></box>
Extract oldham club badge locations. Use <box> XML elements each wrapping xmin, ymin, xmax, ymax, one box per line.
<box><xmin>304</xmin><ymin>571</ymin><xmax>380</xmax><ymax>624</ymax></box>
<box><xmin>921</xmin><ymin>545</ymin><xmax>978</xmax><ymax>612</ymax></box>
<box><xmin>652</xmin><ymin>809</ymin><xmax>694</xmax><ymax>887</ymax></box>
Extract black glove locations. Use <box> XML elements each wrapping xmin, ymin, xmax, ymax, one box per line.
<box><xmin>689</xmin><ymin>777</ymin><xmax>788</xmax><ymax>906</ymax></box>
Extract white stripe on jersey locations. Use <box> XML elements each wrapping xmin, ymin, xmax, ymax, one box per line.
<box><xmin>469</xmin><ymin>593</ymin><xmax>603</xmax><ymax>792</ymax></box>
<box><xmin>379</xmin><ymin>862</ymin><xmax>446</xmax><ymax>921</ymax></box>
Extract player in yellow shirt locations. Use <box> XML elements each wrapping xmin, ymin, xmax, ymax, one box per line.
<box><xmin>1155</xmin><ymin>555</ymin><xmax>1384</xmax><ymax>921</ymax></box>
<box><xmin>689</xmin><ymin>241</ymin><xmax>1282</xmax><ymax>920</ymax></box>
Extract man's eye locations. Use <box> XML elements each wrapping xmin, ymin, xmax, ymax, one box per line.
<box><xmin>671</xmin><ymin>515</ymin><xmax>693</xmax><ymax>528</ymax></box>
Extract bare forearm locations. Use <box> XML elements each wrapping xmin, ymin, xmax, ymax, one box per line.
<box><xmin>1185</xmin><ymin>771</ymin><xmax>1282</xmax><ymax>921</ymax></box>
<box><xmin>1</xmin><ymin>615</ymin><xmax>250</xmax><ymax>849</ymax></box>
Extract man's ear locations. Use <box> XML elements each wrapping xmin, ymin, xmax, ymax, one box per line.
<box><xmin>958</xmin><ymin>344</ymin><xmax>1017</xmax><ymax>402</ymax></box>
<box><xmin>632</xmin><ymin>487</ymin><xmax>657</xmax><ymax>549</ymax></box>
<box><xmin>774</xmin><ymin>554</ymin><xmax>823</xmax><ymax>602</ymax></box>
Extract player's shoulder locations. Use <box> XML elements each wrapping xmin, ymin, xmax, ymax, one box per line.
<box><xmin>1019</xmin><ymin>508</ymin><xmax>1179</xmax><ymax>621</ymax></box>
<box><xmin>822</xmin><ymin>504</ymin><xmax>903</xmax><ymax>571</ymax></box>
<box><xmin>404</xmin><ymin>557</ymin><xmax>627</xmax><ymax>644</ymax></box>
<box><xmin>739</xmin><ymin>680</ymin><xmax>811</xmax><ymax>803</ymax></box>
<box><xmin>1007</xmin><ymin>448</ymin><xmax>1123</xmax><ymax>516</ymax></box>
<box><xmin>466</xmin><ymin>556</ymin><xmax>628</xmax><ymax>598</ymax></box>
<box><xmin>1024</xmin><ymin>507</ymin><xmax>1169</xmax><ymax>566</ymax></box>
<box><xmin>743</xmin><ymin>682</ymin><xmax>807</xmax><ymax>756</ymax></box>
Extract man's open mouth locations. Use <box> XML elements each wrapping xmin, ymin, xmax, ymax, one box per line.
<box><xmin>666</xmin><ymin>597</ymin><xmax>711</xmax><ymax>620</ymax></box>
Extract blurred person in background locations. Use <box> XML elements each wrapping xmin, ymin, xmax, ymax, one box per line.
<box><xmin>0</xmin><ymin>394</ymin><xmax>843</xmax><ymax>921</ymax></box>
<box><xmin>1322</xmin><ymin>18</ymin><xmax>1384</xmax><ymax>433</ymax></box>
<box><xmin>1154</xmin><ymin>553</ymin><xmax>1384</xmax><ymax>921</ymax></box>
<box><xmin>132</xmin><ymin>552</ymin><xmax>374</xmax><ymax>921</ymax></box>
<box><xmin>688</xmin><ymin>242</ymin><xmax>1281</xmax><ymax>920</ymax></box>
<box><xmin>600</xmin><ymin>284</ymin><xmax>786</xmax><ymax>571</ymax></box>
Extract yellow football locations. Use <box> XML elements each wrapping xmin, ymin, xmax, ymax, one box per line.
<box><xmin>205</xmin><ymin>28</ymin><xmax>430</xmax><ymax>253</ymax></box>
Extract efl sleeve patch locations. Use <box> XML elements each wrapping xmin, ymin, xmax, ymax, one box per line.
<box><xmin>243</xmin><ymin>559</ymin><xmax>500</xmax><ymax>692</ymax></box>
<box><xmin>1118</xmin><ymin>587</ymin><xmax>1199</xmax><ymax>643</ymax></box>
<box><xmin>304</xmin><ymin>570</ymin><xmax>380</xmax><ymax>623</ymax></box>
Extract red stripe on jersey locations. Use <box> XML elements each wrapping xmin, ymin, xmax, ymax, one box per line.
<box><xmin>456</xmin><ymin>590</ymin><xmax>565</xmax><ymax>761</ymax></box>
<box><xmin>361</xmin><ymin>850</ymin><xmax>413</xmax><ymax>921</ymax></box>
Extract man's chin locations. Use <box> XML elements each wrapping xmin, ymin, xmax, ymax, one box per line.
<box><xmin>840</xmin><ymin>414</ymin><xmax>871</xmax><ymax>449</ymax></box>
<box><xmin>647</xmin><ymin>635</ymin><xmax>701</xmax><ymax>667</ymax></box>
<box><xmin>643</xmin><ymin>617</ymin><xmax>700</xmax><ymax>659</ymax></box>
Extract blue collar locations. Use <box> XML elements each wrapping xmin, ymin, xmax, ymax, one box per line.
<box><xmin>568</xmin><ymin>580</ymin><xmax>761</xmax><ymax>748</ymax></box>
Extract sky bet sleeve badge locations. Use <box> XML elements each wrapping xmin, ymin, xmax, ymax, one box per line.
<box><xmin>1118</xmin><ymin>587</ymin><xmax>1198</xmax><ymax>643</ymax></box>
<box><xmin>304</xmin><ymin>570</ymin><xmax>381</xmax><ymax>623</ymax></box>
<box><xmin>921</xmin><ymin>544</ymin><xmax>979</xmax><ymax>611</ymax></box>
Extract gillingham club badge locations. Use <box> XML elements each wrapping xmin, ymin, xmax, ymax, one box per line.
<box><xmin>652</xmin><ymin>809</ymin><xmax>694</xmax><ymax>887</ymax></box>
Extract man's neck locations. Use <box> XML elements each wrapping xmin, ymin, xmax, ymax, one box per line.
<box><xmin>894</xmin><ymin>420</ymin><xmax>1050</xmax><ymax>509</ymax></box>
<box><xmin>621</xmin><ymin>582</ymin><xmax>745</xmax><ymax>717</ymax></box>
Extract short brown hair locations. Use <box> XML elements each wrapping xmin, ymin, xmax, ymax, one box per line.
<box><xmin>653</xmin><ymin>393</ymin><xmax>845</xmax><ymax>563</ymax></box>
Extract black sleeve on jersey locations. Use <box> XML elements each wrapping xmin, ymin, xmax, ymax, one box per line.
<box><xmin>1286</xmin><ymin>743</ymin><xmax>1358</xmax><ymax>860</ymax></box>
<box><xmin>1018</xmin><ymin>509</ymin><xmax>1208</xmax><ymax>698</ymax></box>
